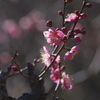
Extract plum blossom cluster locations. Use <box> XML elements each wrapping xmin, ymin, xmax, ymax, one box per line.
<box><xmin>40</xmin><ymin>0</ymin><xmax>92</xmax><ymax>92</ymax></box>
<box><xmin>41</xmin><ymin>46</ymin><xmax>72</xmax><ymax>90</ymax></box>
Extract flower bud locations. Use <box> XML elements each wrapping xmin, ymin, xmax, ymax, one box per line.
<box><xmin>11</xmin><ymin>66</ymin><xmax>19</xmax><ymax>71</ymax></box>
<box><xmin>46</xmin><ymin>20</ymin><xmax>52</xmax><ymax>27</ymax></box>
<box><xmin>62</xmin><ymin>35</ymin><xmax>67</xmax><ymax>40</ymax></box>
<box><xmin>61</xmin><ymin>65</ymin><xmax>66</xmax><ymax>71</ymax></box>
<box><xmin>61</xmin><ymin>27</ymin><xmax>67</xmax><ymax>33</ymax></box>
<box><xmin>74</xmin><ymin>36</ymin><xmax>81</xmax><ymax>43</ymax></box>
<box><xmin>58</xmin><ymin>10</ymin><xmax>63</xmax><ymax>16</ymax></box>
<box><xmin>74</xmin><ymin>10</ymin><xmax>79</xmax><ymax>16</ymax></box>
<box><xmin>74</xmin><ymin>34</ymin><xmax>83</xmax><ymax>43</ymax></box>
<box><xmin>85</xmin><ymin>3</ymin><xmax>92</xmax><ymax>8</ymax></box>
<box><xmin>80</xmin><ymin>13</ymin><xmax>87</xmax><ymax>19</ymax></box>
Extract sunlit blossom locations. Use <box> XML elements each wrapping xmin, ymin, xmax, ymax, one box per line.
<box><xmin>50</xmin><ymin>68</ymin><xmax>60</xmax><ymax>84</ymax></box>
<box><xmin>61</xmin><ymin>72</ymin><xmax>72</xmax><ymax>91</ymax></box>
<box><xmin>64</xmin><ymin>45</ymin><xmax>80</xmax><ymax>61</ymax></box>
<box><xmin>43</xmin><ymin>27</ymin><xmax>64</xmax><ymax>45</ymax></box>
<box><xmin>41</xmin><ymin>46</ymin><xmax>60</xmax><ymax>71</ymax></box>
<box><xmin>65</xmin><ymin>13</ymin><xmax>78</xmax><ymax>23</ymax></box>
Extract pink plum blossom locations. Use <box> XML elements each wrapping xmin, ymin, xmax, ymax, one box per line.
<box><xmin>50</xmin><ymin>68</ymin><xmax>60</xmax><ymax>84</ymax></box>
<box><xmin>43</xmin><ymin>27</ymin><xmax>64</xmax><ymax>45</ymax></box>
<box><xmin>61</xmin><ymin>72</ymin><xmax>72</xmax><ymax>91</ymax></box>
<box><xmin>49</xmin><ymin>55</ymin><xmax>60</xmax><ymax>71</ymax></box>
<box><xmin>65</xmin><ymin>13</ymin><xmax>78</xmax><ymax>23</ymax></box>
<box><xmin>64</xmin><ymin>45</ymin><xmax>80</xmax><ymax>61</ymax></box>
<box><xmin>41</xmin><ymin>46</ymin><xmax>60</xmax><ymax>71</ymax></box>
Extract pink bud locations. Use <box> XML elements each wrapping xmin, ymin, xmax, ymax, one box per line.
<box><xmin>58</xmin><ymin>10</ymin><xmax>63</xmax><ymax>16</ymax></box>
<box><xmin>80</xmin><ymin>13</ymin><xmax>87</xmax><ymax>19</ymax></box>
<box><xmin>74</xmin><ymin>36</ymin><xmax>81</xmax><ymax>43</ymax></box>
<box><xmin>61</xmin><ymin>27</ymin><xmax>67</xmax><ymax>33</ymax></box>
<box><xmin>61</xmin><ymin>65</ymin><xmax>66</xmax><ymax>71</ymax></box>
<box><xmin>74</xmin><ymin>34</ymin><xmax>83</xmax><ymax>43</ymax></box>
<box><xmin>46</xmin><ymin>20</ymin><xmax>52</xmax><ymax>27</ymax></box>
<box><xmin>74</xmin><ymin>10</ymin><xmax>79</xmax><ymax>16</ymax></box>
<box><xmin>62</xmin><ymin>35</ymin><xmax>67</xmax><ymax>40</ymax></box>
<box><xmin>11</xmin><ymin>66</ymin><xmax>19</xmax><ymax>71</ymax></box>
<box><xmin>85</xmin><ymin>3</ymin><xmax>92</xmax><ymax>8</ymax></box>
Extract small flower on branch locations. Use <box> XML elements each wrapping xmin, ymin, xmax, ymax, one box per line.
<box><xmin>50</xmin><ymin>68</ymin><xmax>60</xmax><ymax>84</ymax></box>
<box><xmin>61</xmin><ymin>72</ymin><xmax>72</xmax><ymax>91</ymax></box>
<box><xmin>43</xmin><ymin>27</ymin><xmax>64</xmax><ymax>45</ymax></box>
<box><xmin>65</xmin><ymin>11</ymin><xmax>87</xmax><ymax>24</ymax></box>
<box><xmin>64</xmin><ymin>45</ymin><xmax>80</xmax><ymax>61</ymax></box>
<box><xmin>65</xmin><ymin>13</ymin><xmax>78</xmax><ymax>23</ymax></box>
<box><xmin>41</xmin><ymin>46</ymin><xmax>60</xmax><ymax>71</ymax></box>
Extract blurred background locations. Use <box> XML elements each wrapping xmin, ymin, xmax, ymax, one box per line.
<box><xmin>0</xmin><ymin>0</ymin><xmax>99</xmax><ymax>100</ymax></box>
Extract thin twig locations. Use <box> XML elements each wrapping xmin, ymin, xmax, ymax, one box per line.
<box><xmin>14</xmin><ymin>61</ymin><xmax>34</xmax><ymax>80</ymax></box>
<box><xmin>5</xmin><ymin>50</ymin><xmax>18</xmax><ymax>79</ymax></box>
<box><xmin>62</xmin><ymin>0</ymin><xmax>66</xmax><ymax>27</ymax></box>
<box><xmin>52</xmin><ymin>82</ymin><xmax>60</xmax><ymax>100</ymax></box>
<box><xmin>8</xmin><ymin>67</ymin><xmax>28</xmax><ymax>78</ymax></box>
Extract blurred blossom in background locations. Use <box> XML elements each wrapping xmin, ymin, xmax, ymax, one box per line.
<box><xmin>0</xmin><ymin>0</ymin><xmax>99</xmax><ymax>100</ymax></box>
